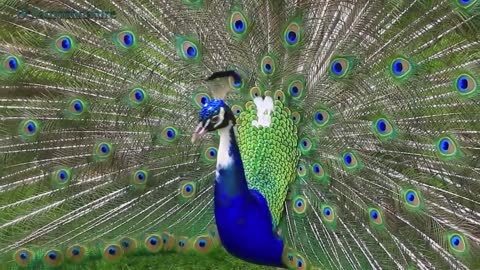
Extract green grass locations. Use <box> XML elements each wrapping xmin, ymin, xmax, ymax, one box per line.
<box><xmin>80</xmin><ymin>249</ymin><xmax>273</xmax><ymax>270</ymax></box>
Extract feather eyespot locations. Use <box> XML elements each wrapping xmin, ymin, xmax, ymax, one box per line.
<box><xmin>406</xmin><ymin>191</ymin><xmax>416</xmax><ymax>203</ymax></box>
<box><xmin>286</xmin><ymin>30</ymin><xmax>298</xmax><ymax>44</ymax></box>
<box><xmin>392</xmin><ymin>59</ymin><xmax>407</xmax><ymax>75</ymax></box>
<box><xmin>15</xmin><ymin>248</ymin><xmax>33</xmax><ymax>266</ymax></box>
<box><xmin>183</xmin><ymin>41</ymin><xmax>198</xmax><ymax>59</ymax></box>
<box><xmin>330</xmin><ymin>58</ymin><xmax>352</xmax><ymax>78</ymax></box>
<box><xmin>368</xmin><ymin>208</ymin><xmax>383</xmax><ymax>226</ymax></box>
<box><xmin>283</xmin><ymin>22</ymin><xmax>301</xmax><ymax>48</ymax></box>
<box><xmin>193</xmin><ymin>92</ymin><xmax>211</xmax><ymax>108</ymax></box>
<box><xmin>160</xmin><ymin>126</ymin><xmax>179</xmax><ymax>143</ymax></box>
<box><xmin>274</xmin><ymin>90</ymin><xmax>286</xmax><ymax>102</ymax></box>
<box><xmin>297</xmin><ymin>162</ymin><xmax>308</xmax><ymax>178</ymax></box>
<box><xmin>436</xmin><ymin>136</ymin><xmax>459</xmax><ymax>159</ymax></box>
<box><xmin>94</xmin><ymin>142</ymin><xmax>113</xmax><ymax>160</ymax></box>
<box><xmin>180</xmin><ymin>181</ymin><xmax>196</xmax><ymax>199</ymax></box>
<box><xmin>3</xmin><ymin>55</ymin><xmax>21</xmax><ymax>73</ymax></box>
<box><xmin>43</xmin><ymin>250</ymin><xmax>63</xmax><ymax>266</ymax></box>
<box><xmin>231</xmin><ymin>105</ymin><xmax>242</xmax><ymax>116</ymax></box>
<box><xmin>291</xmin><ymin>111</ymin><xmax>301</xmax><ymax>124</ymax></box>
<box><xmin>22</xmin><ymin>120</ymin><xmax>38</xmax><ymax>135</ymax></box>
<box><xmin>249</xmin><ymin>87</ymin><xmax>262</xmax><ymax>99</ymax></box>
<box><xmin>161</xmin><ymin>232</ymin><xmax>175</xmax><ymax>251</ymax></box>
<box><xmin>343</xmin><ymin>153</ymin><xmax>355</xmax><ymax>167</ymax></box>
<box><xmin>323</xmin><ymin>206</ymin><xmax>334</xmax><ymax>221</ymax></box>
<box><xmin>403</xmin><ymin>189</ymin><xmax>422</xmax><ymax>208</ymax></box>
<box><xmin>292</xmin><ymin>196</ymin><xmax>307</xmax><ymax>215</ymax></box>
<box><xmin>129</xmin><ymin>88</ymin><xmax>148</xmax><ymax>105</ymax></box>
<box><xmin>298</xmin><ymin>137</ymin><xmax>313</xmax><ymax>155</ymax></box>
<box><xmin>454</xmin><ymin>74</ymin><xmax>477</xmax><ymax>96</ymax></box>
<box><xmin>103</xmin><ymin>244</ymin><xmax>122</xmax><ymax>261</ymax></box>
<box><xmin>66</xmin><ymin>98</ymin><xmax>88</xmax><ymax>118</ymax></box>
<box><xmin>376</xmin><ymin>119</ymin><xmax>388</xmax><ymax>134</ymax></box>
<box><xmin>206</xmin><ymin>224</ymin><xmax>220</xmax><ymax>244</ymax></box>
<box><xmin>282</xmin><ymin>247</ymin><xmax>296</xmax><ymax>268</ymax></box>
<box><xmin>310</xmin><ymin>162</ymin><xmax>328</xmax><ymax>183</ymax></box>
<box><xmin>440</xmin><ymin>139</ymin><xmax>452</xmax><ymax>153</ymax></box>
<box><xmin>70</xmin><ymin>100</ymin><xmax>84</xmax><ymax>113</ymax></box>
<box><xmin>373</xmin><ymin>117</ymin><xmax>396</xmax><ymax>140</ymax></box>
<box><xmin>131</xmin><ymin>169</ymin><xmax>148</xmax><ymax>187</ymax></box>
<box><xmin>203</xmin><ymin>147</ymin><xmax>218</xmax><ymax>163</ymax></box>
<box><xmin>176</xmin><ymin>36</ymin><xmax>201</xmax><ymax>61</ymax></box>
<box><xmin>121</xmin><ymin>239</ymin><xmax>130</xmax><ymax>248</ymax></box>
<box><xmin>119</xmin><ymin>237</ymin><xmax>137</xmax><ymax>255</ymax></box>
<box><xmin>449</xmin><ymin>233</ymin><xmax>466</xmax><ymax>253</ymax></box>
<box><xmin>145</xmin><ymin>234</ymin><xmax>162</xmax><ymax>253</ymax></box>
<box><xmin>52</xmin><ymin>168</ymin><xmax>72</xmax><ymax>188</ymax></box>
<box><xmin>25</xmin><ymin>121</ymin><xmax>36</xmax><ymax>134</ymax></box>
<box><xmin>8</xmin><ymin>57</ymin><xmax>17</xmax><ymax>70</ymax></box>
<box><xmin>116</xmin><ymin>31</ymin><xmax>136</xmax><ymax>48</ymax></box>
<box><xmin>389</xmin><ymin>57</ymin><xmax>414</xmax><ymax>80</ymax></box>
<box><xmin>55</xmin><ymin>35</ymin><xmax>74</xmax><ymax>52</ymax></box>
<box><xmin>135</xmin><ymin>171</ymin><xmax>146</xmax><ymax>181</ymax></box>
<box><xmin>233</xmin><ymin>18</ymin><xmax>245</xmax><ymax>33</ymax></box>
<box><xmin>193</xmin><ymin>235</ymin><xmax>214</xmax><ymax>254</ymax></box>
<box><xmin>288</xmin><ymin>80</ymin><xmax>304</xmax><ymax>98</ymax></box>
<box><xmin>313</xmin><ymin>108</ymin><xmax>331</xmax><ymax>128</ymax></box>
<box><xmin>323</xmin><ymin>207</ymin><xmax>333</xmax><ymax>219</ymax></box>
<box><xmin>7</xmin><ymin>56</ymin><xmax>18</xmax><ymax>70</ymax></box>
<box><xmin>261</xmin><ymin>55</ymin><xmax>276</xmax><ymax>76</ymax></box>
<box><xmin>66</xmin><ymin>245</ymin><xmax>86</xmax><ymax>262</ymax></box>
<box><xmin>19</xmin><ymin>119</ymin><xmax>40</xmax><ymax>139</ymax></box>
<box><xmin>341</xmin><ymin>151</ymin><xmax>362</xmax><ymax>172</ymax></box>
<box><xmin>228</xmin><ymin>74</ymin><xmax>243</xmax><ymax>89</ymax></box>
<box><xmin>455</xmin><ymin>0</ymin><xmax>477</xmax><ymax>8</ymax></box>
<box><xmin>176</xmin><ymin>237</ymin><xmax>191</xmax><ymax>252</ymax></box>
<box><xmin>293</xmin><ymin>253</ymin><xmax>308</xmax><ymax>270</ymax></box>
<box><xmin>229</xmin><ymin>10</ymin><xmax>249</xmax><ymax>38</ymax></box>
<box><xmin>312</xmin><ymin>163</ymin><xmax>322</xmax><ymax>175</ymax></box>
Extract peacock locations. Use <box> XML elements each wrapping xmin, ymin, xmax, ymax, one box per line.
<box><xmin>0</xmin><ymin>0</ymin><xmax>479</xmax><ymax>269</ymax></box>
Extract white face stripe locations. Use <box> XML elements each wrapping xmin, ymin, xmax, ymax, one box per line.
<box><xmin>203</xmin><ymin>119</ymin><xmax>211</xmax><ymax>129</ymax></box>
<box><xmin>213</xmin><ymin>107</ymin><xmax>225</xmax><ymax>129</ymax></box>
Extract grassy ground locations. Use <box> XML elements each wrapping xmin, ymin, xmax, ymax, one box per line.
<box><xmin>80</xmin><ymin>249</ymin><xmax>273</xmax><ymax>270</ymax></box>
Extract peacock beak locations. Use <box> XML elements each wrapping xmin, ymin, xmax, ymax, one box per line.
<box><xmin>191</xmin><ymin>121</ymin><xmax>208</xmax><ymax>143</ymax></box>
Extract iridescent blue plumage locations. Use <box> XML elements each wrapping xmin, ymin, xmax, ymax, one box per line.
<box><xmin>213</xmin><ymin>124</ymin><xmax>285</xmax><ymax>267</ymax></box>
<box><xmin>198</xmin><ymin>99</ymin><xmax>227</xmax><ymax>122</ymax></box>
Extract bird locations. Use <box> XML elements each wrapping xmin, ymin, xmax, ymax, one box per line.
<box><xmin>0</xmin><ymin>0</ymin><xmax>479</xmax><ymax>269</ymax></box>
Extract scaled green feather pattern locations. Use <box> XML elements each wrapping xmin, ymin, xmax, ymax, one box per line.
<box><xmin>237</xmin><ymin>98</ymin><xmax>299</xmax><ymax>226</ymax></box>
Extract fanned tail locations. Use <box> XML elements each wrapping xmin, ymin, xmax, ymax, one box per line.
<box><xmin>0</xmin><ymin>0</ymin><xmax>479</xmax><ymax>269</ymax></box>
<box><xmin>277</xmin><ymin>1</ymin><xmax>480</xmax><ymax>269</ymax></box>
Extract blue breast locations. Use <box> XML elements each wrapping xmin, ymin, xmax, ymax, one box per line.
<box><xmin>214</xmin><ymin>181</ymin><xmax>285</xmax><ymax>267</ymax></box>
<box><xmin>213</xmin><ymin>128</ymin><xmax>285</xmax><ymax>267</ymax></box>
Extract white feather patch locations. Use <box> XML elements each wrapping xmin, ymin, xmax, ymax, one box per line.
<box><xmin>251</xmin><ymin>96</ymin><xmax>274</xmax><ymax>127</ymax></box>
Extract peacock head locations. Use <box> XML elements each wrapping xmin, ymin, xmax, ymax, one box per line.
<box><xmin>191</xmin><ymin>71</ymin><xmax>240</xmax><ymax>143</ymax></box>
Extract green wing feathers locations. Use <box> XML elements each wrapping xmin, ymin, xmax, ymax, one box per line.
<box><xmin>1</xmin><ymin>0</ymin><xmax>480</xmax><ymax>269</ymax></box>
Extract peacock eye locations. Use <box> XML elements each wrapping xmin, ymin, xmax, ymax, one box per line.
<box><xmin>211</xmin><ymin>116</ymin><xmax>220</xmax><ymax>124</ymax></box>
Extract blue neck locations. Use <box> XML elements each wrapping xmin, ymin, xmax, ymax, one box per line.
<box><xmin>213</xmin><ymin>124</ymin><xmax>285</xmax><ymax>268</ymax></box>
<box><xmin>215</xmin><ymin>126</ymin><xmax>249</xmax><ymax>196</ymax></box>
